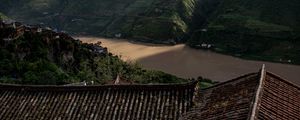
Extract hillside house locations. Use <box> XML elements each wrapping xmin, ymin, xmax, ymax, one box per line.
<box><xmin>195</xmin><ymin>43</ymin><xmax>214</xmax><ymax>49</ymax></box>
<box><xmin>1</xmin><ymin>21</ymin><xmax>25</xmax><ymax>40</ymax></box>
<box><xmin>91</xmin><ymin>44</ymin><xmax>108</xmax><ymax>54</ymax></box>
<box><xmin>115</xmin><ymin>33</ymin><xmax>122</xmax><ymax>38</ymax></box>
<box><xmin>37</xmin><ymin>28</ymin><xmax>42</xmax><ymax>33</ymax></box>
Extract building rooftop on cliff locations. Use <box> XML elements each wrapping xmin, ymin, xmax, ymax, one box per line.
<box><xmin>0</xmin><ymin>65</ymin><xmax>299</xmax><ymax>120</ymax></box>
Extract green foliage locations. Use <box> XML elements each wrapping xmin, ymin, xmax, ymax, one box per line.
<box><xmin>131</xmin><ymin>18</ymin><xmax>185</xmax><ymax>40</ymax></box>
<box><xmin>199</xmin><ymin>82</ymin><xmax>213</xmax><ymax>89</ymax></box>
<box><xmin>194</xmin><ymin>76</ymin><xmax>215</xmax><ymax>89</ymax></box>
<box><xmin>134</xmin><ymin>70</ymin><xmax>185</xmax><ymax>84</ymax></box>
<box><xmin>0</xmin><ymin>12</ymin><xmax>8</xmax><ymax>19</ymax></box>
<box><xmin>187</xmin><ymin>0</ymin><xmax>300</xmax><ymax>64</ymax></box>
<box><xmin>188</xmin><ymin>29</ymin><xmax>300</xmax><ymax>64</ymax></box>
<box><xmin>0</xmin><ymin>26</ymin><xmax>188</xmax><ymax>85</ymax></box>
<box><xmin>0</xmin><ymin>0</ymin><xmax>195</xmax><ymax>43</ymax></box>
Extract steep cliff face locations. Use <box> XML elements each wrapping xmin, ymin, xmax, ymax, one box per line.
<box><xmin>0</xmin><ymin>0</ymin><xmax>197</xmax><ymax>43</ymax></box>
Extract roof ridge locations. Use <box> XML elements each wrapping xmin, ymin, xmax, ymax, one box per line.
<box><xmin>0</xmin><ymin>81</ymin><xmax>198</xmax><ymax>91</ymax></box>
<box><xmin>248</xmin><ymin>64</ymin><xmax>266</xmax><ymax>120</ymax></box>
<box><xmin>200</xmin><ymin>72</ymin><xmax>258</xmax><ymax>90</ymax></box>
<box><xmin>0</xmin><ymin>80</ymin><xmax>197</xmax><ymax>87</ymax></box>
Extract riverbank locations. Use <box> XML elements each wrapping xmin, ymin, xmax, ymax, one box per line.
<box><xmin>78</xmin><ymin>37</ymin><xmax>300</xmax><ymax>85</ymax></box>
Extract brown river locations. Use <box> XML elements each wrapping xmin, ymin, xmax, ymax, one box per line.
<box><xmin>79</xmin><ymin>37</ymin><xmax>300</xmax><ymax>85</ymax></box>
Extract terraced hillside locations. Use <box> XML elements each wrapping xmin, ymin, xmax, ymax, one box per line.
<box><xmin>188</xmin><ymin>0</ymin><xmax>300</xmax><ymax>64</ymax></box>
<box><xmin>0</xmin><ymin>0</ymin><xmax>196</xmax><ymax>43</ymax></box>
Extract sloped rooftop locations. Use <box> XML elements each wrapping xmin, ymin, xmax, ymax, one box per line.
<box><xmin>0</xmin><ymin>82</ymin><xmax>197</xmax><ymax>120</ymax></box>
<box><xmin>181</xmin><ymin>73</ymin><xmax>260</xmax><ymax>119</ymax></box>
<box><xmin>255</xmin><ymin>71</ymin><xmax>300</xmax><ymax>119</ymax></box>
<box><xmin>181</xmin><ymin>65</ymin><xmax>300</xmax><ymax>120</ymax></box>
<box><xmin>0</xmin><ymin>65</ymin><xmax>299</xmax><ymax>120</ymax></box>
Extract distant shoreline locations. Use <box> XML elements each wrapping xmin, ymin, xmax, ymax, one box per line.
<box><xmin>76</xmin><ymin>36</ymin><xmax>300</xmax><ymax>66</ymax></box>
<box><xmin>78</xmin><ymin>37</ymin><xmax>300</xmax><ymax>85</ymax></box>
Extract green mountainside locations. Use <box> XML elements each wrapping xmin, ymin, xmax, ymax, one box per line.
<box><xmin>188</xmin><ymin>0</ymin><xmax>300</xmax><ymax>64</ymax></box>
<box><xmin>0</xmin><ymin>21</ymin><xmax>193</xmax><ymax>85</ymax></box>
<box><xmin>0</xmin><ymin>0</ymin><xmax>196</xmax><ymax>43</ymax></box>
<box><xmin>0</xmin><ymin>0</ymin><xmax>300</xmax><ymax>64</ymax></box>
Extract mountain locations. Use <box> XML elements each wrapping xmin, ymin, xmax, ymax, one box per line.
<box><xmin>1</xmin><ymin>0</ymin><xmax>300</xmax><ymax>64</ymax></box>
<box><xmin>188</xmin><ymin>0</ymin><xmax>300</xmax><ymax>64</ymax></box>
<box><xmin>0</xmin><ymin>21</ymin><xmax>195</xmax><ymax>85</ymax></box>
<box><xmin>0</xmin><ymin>0</ymin><xmax>196</xmax><ymax>43</ymax></box>
<box><xmin>190</xmin><ymin>0</ymin><xmax>300</xmax><ymax>32</ymax></box>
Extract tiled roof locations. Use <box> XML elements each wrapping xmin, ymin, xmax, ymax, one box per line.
<box><xmin>0</xmin><ymin>82</ymin><xmax>197</xmax><ymax>120</ymax></box>
<box><xmin>254</xmin><ymin>72</ymin><xmax>300</xmax><ymax>120</ymax></box>
<box><xmin>180</xmin><ymin>73</ymin><xmax>260</xmax><ymax>119</ymax></box>
<box><xmin>181</xmin><ymin>65</ymin><xmax>300</xmax><ymax>120</ymax></box>
<box><xmin>1</xmin><ymin>65</ymin><xmax>299</xmax><ymax>120</ymax></box>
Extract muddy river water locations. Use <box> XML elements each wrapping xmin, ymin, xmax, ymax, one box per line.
<box><xmin>79</xmin><ymin>37</ymin><xmax>300</xmax><ymax>85</ymax></box>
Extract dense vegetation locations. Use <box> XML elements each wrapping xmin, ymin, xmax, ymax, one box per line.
<box><xmin>0</xmin><ymin>0</ymin><xmax>298</xmax><ymax>89</ymax></box>
<box><xmin>1</xmin><ymin>10</ymin><xmax>215</xmax><ymax>87</ymax></box>
<box><xmin>1</xmin><ymin>0</ymin><xmax>299</xmax><ymax>64</ymax></box>
<box><xmin>0</xmin><ymin>22</ymin><xmax>196</xmax><ymax>85</ymax></box>
<box><xmin>188</xmin><ymin>0</ymin><xmax>300</xmax><ymax>64</ymax></box>
<box><xmin>0</xmin><ymin>0</ymin><xmax>196</xmax><ymax>44</ymax></box>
